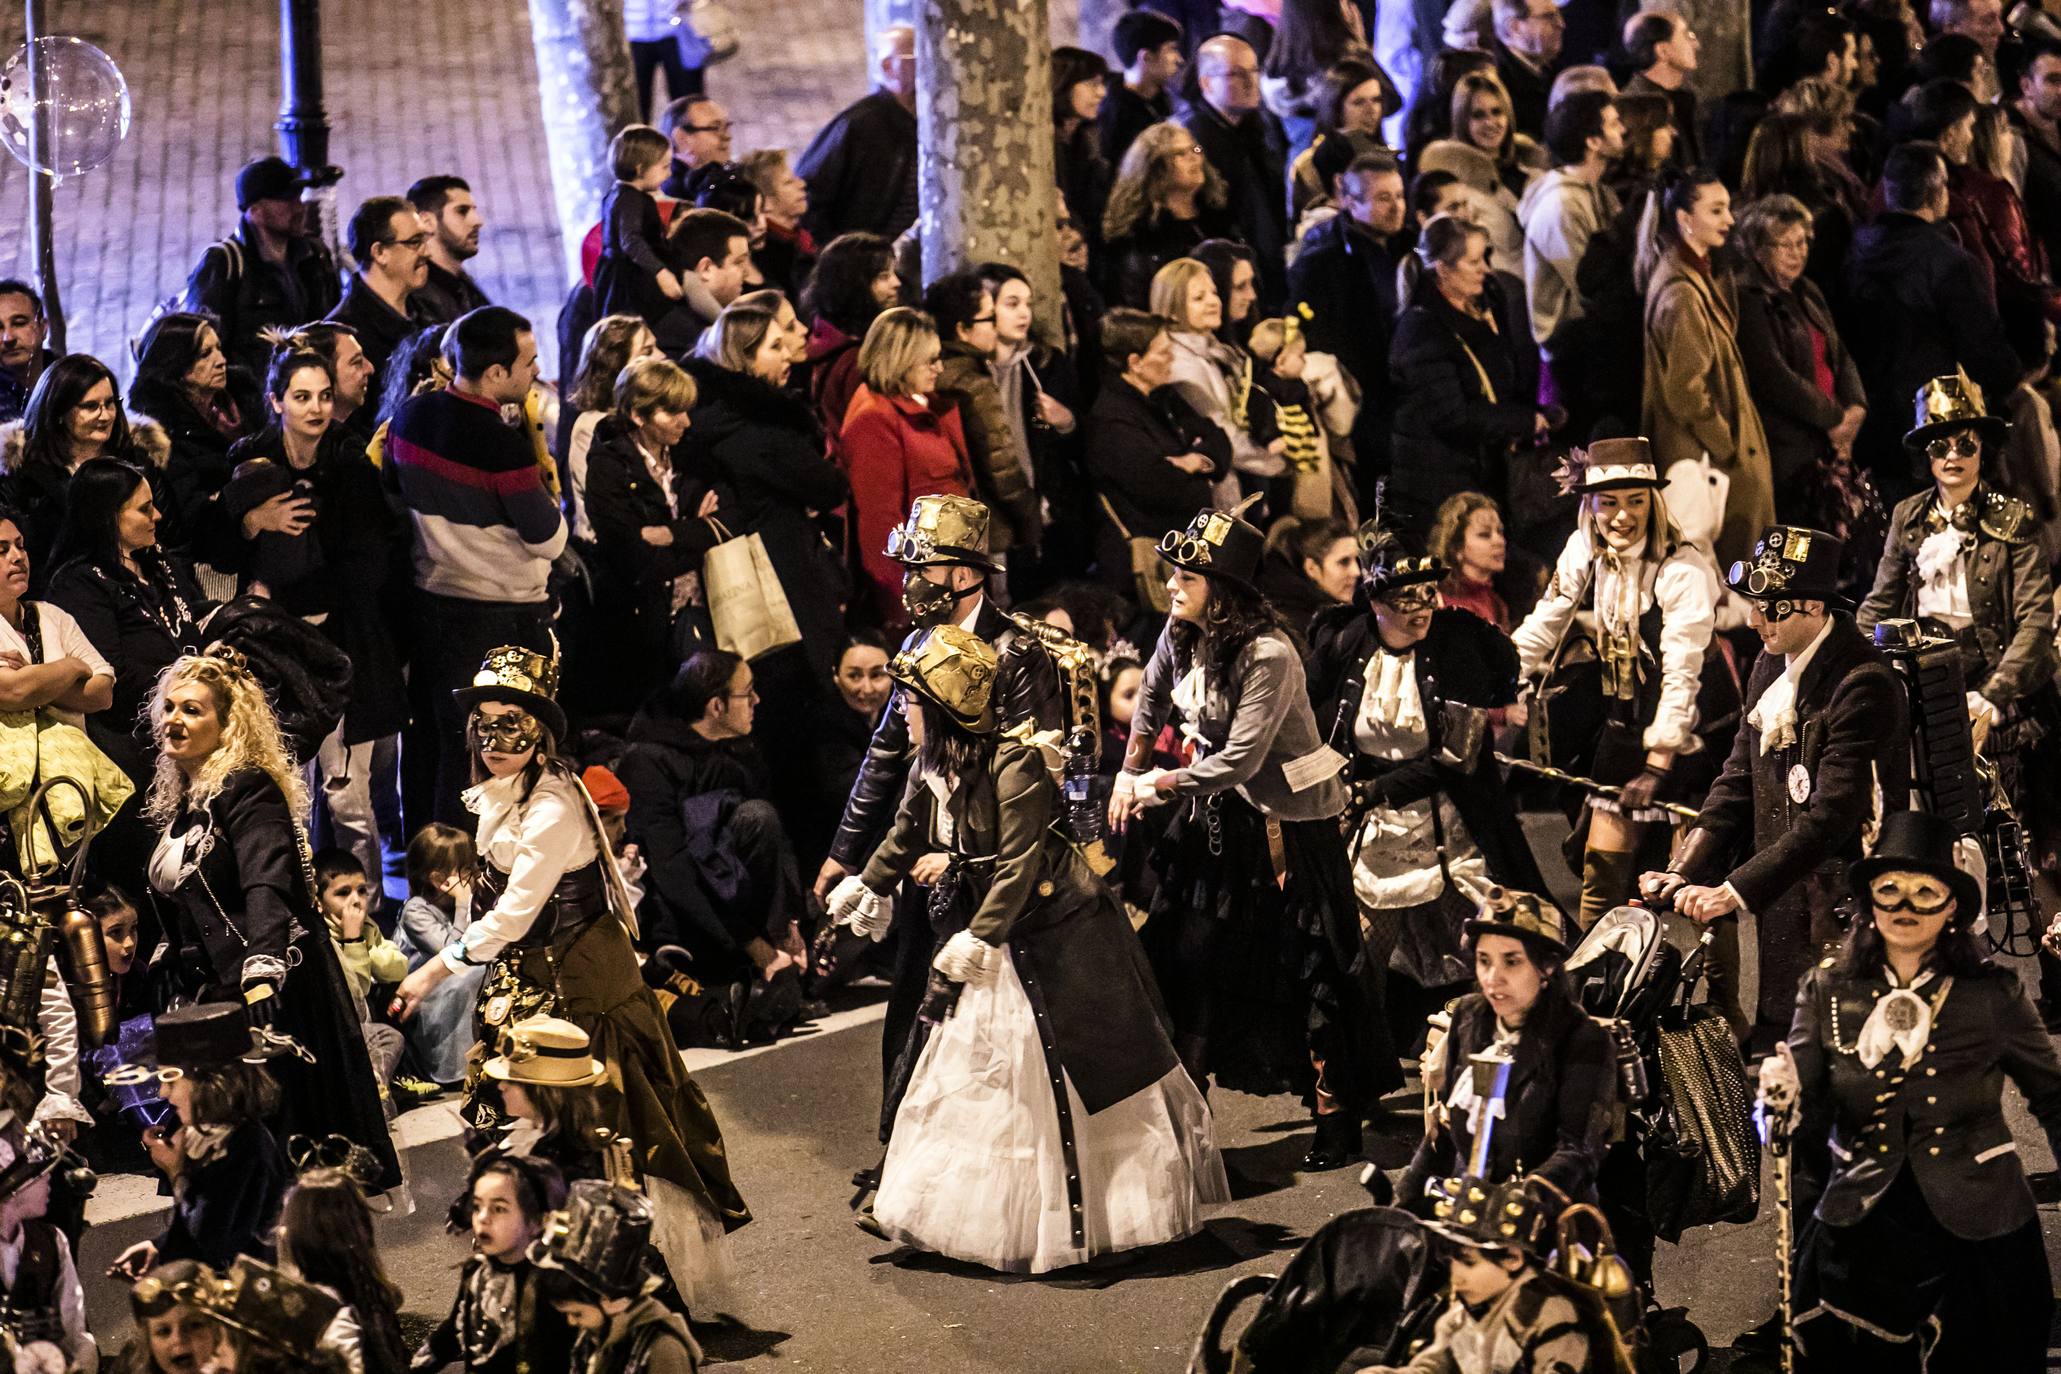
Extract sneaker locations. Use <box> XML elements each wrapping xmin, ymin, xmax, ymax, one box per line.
<box><xmin>393</xmin><ymin>1075</ymin><xmax>444</xmax><ymax>1108</ymax></box>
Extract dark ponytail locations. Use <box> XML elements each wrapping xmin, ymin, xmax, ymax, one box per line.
<box><xmin>1636</xmin><ymin>165</ymin><xmax>1726</xmax><ymax>291</ymax></box>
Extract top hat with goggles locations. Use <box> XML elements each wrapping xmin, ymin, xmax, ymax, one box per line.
<box><xmin>883</xmin><ymin>495</ymin><xmax>1002</xmax><ymax>573</ymax></box>
<box><xmin>190</xmin><ymin>1257</ymin><xmax>343</xmax><ymax>1362</ymax></box>
<box><xmin>1422</xmin><ymin>1174</ymin><xmax>1553</xmax><ymax>1258</ymax></box>
<box><xmin>529</xmin><ymin>1180</ymin><xmax>660</xmax><ymax>1302</ymax></box>
<box><xmin>1159</xmin><ymin>495</ymin><xmax>1265</xmax><ymax>594</ymax></box>
<box><xmin>1904</xmin><ymin>368</ymin><xmax>2009</xmax><ymax>452</ymax></box>
<box><xmin>483</xmin><ymin>1015</ymin><xmax>607</xmax><ymax>1089</ymax></box>
<box><xmin>888</xmin><ymin>623</ymin><xmax>1000</xmax><ymax>734</ymax></box>
<box><xmin>1849</xmin><ymin>809</ymin><xmax>1983</xmax><ymax>928</ymax></box>
<box><xmin>453</xmin><ymin>643</ymin><xmax>568</xmax><ymax>743</ymax></box>
<box><xmin>1723</xmin><ymin>525</ymin><xmax>1850</xmax><ymax>612</ymax></box>
<box><xmin>1463</xmin><ymin>886</ymin><xmax>1571</xmax><ymax>959</ymax></box>
<box><xmin>102</xmin><ymin>1002</ymin><xmax>312</xmax><ymax>1089</ymax></box>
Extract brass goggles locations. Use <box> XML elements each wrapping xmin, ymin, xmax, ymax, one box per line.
<box><xmin>1158</xmin><ymin>529</ymin><xmax>1213</xmax><ymax>565</ymax></box>
<box><xmin>884</xmin><ymin>526</ymin><xmax>940</xmax><ymax>562</ymax></box>
<box><xmin>1925</xmin><ymin>433</ymin><xmax>1980</xmax><ymax>461</ymax></box>
<box><xmin>1868</xmin><ymin>873</ymin><xmax>1956</xmax><ymax>916</ymax></box>
<box><xmin>471</xmin><ymin>706</ymin><xmax>543</xmax><ymax>755</ymax></box>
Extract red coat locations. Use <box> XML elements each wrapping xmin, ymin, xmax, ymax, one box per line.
<box><xmin>1947</xmin><ymin>164</ymin><xmax>2061</xmax><ymax>343</ymax></box>
<box><xmin>840</xmin><ymin>385</ymin><xmax>974</xmax><ymax>625</ymax></box>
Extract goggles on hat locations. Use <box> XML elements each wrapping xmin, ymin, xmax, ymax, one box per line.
<box><xmin>1868</xmin><ymin>873</ymin><xmax>1956</xmax><ymax>916</ymax></box>
<box><xmin>1158</xmin><ymin>530</ymin><xmax>1212</xmax><ymax>565</ymax></box>
<box><xmin>884</xmin><ymin>526</ymin><xmax>941</xmax><ymax>562</ymax></box>
<box><xmin>1377</xmin><ymin>584</ymin><xmax>1439</xmax><ymax>613</ymax></box>
<box><xmin>471</xmin><ymin>707</ymin><xmax>543</xmax><ymax>755</ymax></box>
<box><xmin>1925</xmin><ymin>433</ymin><xmax>1981</xmax><ymax>461</ymax></box>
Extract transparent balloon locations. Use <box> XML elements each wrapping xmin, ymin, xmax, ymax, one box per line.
<box><xmin>0</xmin><ymin>38</ymin><xmax>132</xmax><ymax>180</ymax></box>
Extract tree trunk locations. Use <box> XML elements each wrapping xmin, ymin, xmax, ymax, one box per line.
<box><xmin>917</xmin><ymin>0</ymin><xmax>1062</xmax><ymax>344</ymax></box>
<box><xmin>526</xmin><ymin>0</ymin><xmax>640</xmax><ymax>283</ymax></box>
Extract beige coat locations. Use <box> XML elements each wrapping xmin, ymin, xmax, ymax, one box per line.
<box><xmin>1642</xmin><ymin>249</ymin><xmax>1774</xmax><ymax>565</ymax></box>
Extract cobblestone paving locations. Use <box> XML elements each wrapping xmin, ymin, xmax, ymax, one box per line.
<box><xmin>0</xmin><ymin>0</ymin><xmax>1079</xmax><ymax>377</ymax></box>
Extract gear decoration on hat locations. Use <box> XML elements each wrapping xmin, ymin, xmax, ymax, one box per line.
<box><xmin>529</xmin><ymin>1180</ymin><xmax>660</xmax><ymax>1301</ymax></box>
<box><xmin>1356</xmin><ymin>520</ymin><xmax>1443</xmax><ymax>603</ymax></box>
<box><xmin>888</xmin><ymin>623</ymin><xmax>1000</xmax><ymax>733</ymax></box>
<box><xmin>471</xmin><ymin>645</ymin><xmax>558</xmax><ymax>702</ymax></box>
<box><xmin>189</xmin><ymin>1257</ymin><xmax>342</xmax><ymax>1362</ymax></box>
<box><xmin>883</xmin><ymin>494</ymin><xmax>1001</xmax><ymax>572</ymax></box>
<box><xmin>1905</xmin><ymin>366</ymin><xmax>2010</xmax><ymax>451</ymax></box>
<box><xmin>1723</xmin><ymin>524</ymin><xmax>1850</xmax><ymax>615</ymax></box>
<box><xmin>1423</xmin><ymin>1174</ymin><xmax>1552</xmax><ymax>1254</ymax></box>
<box><xmin>1158</xmin><ymin>493</ymin><xmax>1266</xmax><ymax>591</ymax></box>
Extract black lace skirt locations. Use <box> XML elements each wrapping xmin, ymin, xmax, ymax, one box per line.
<box><xmin>1143</xmin><ymin>793</ymin><xmax>1401</xmax><ymax>1111</ymax></box>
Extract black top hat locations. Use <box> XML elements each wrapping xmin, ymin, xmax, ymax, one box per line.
<box><xmin>103</xmin><ymin>1002</ymin><xmax>311</xmax><ymax>1087</ymax></box>
<box><xmin>1904</xmin><ymin>369</ymin><xmax>2010</xmax><ymax>451</ymax></box>
<box><xmin>1723</xmin><ymin>525</ymin><xmax>1851</xmax><ymax>610</ymax></box>
<box><xmin>1159</xmin><ymin>495</ymin><xmax>1265</xmax><ymax>594</ymax></box>
<box><xmin>1422</xmin><ymin>1174</ymin><xmax>1552</xmax><ymax>1257</ymax></box>
<box><xmin>452</xmin><ymin>644</ymin><xmax>569</xmax><ymax>743</ymax></box>
<box><xmin>1463</xmin><ymin>887</ymin><xmax>1571</xmax><ymax>959</ymax></box>
<box><xmin>529</xmin><ymin>1180</ymin><xmax>659</xmax><ymax>1301</ymax></box>
<box><xmin>1849</xmin><ymin>809</ymin><xmax>1983</xmax><ymax>927</ymax></box>
<box><xmin>1357</xmin><ymin>526</ymin><xmax>1443</xmax><ymax>600</ymax></box>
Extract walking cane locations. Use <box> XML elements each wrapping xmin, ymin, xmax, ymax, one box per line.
<box><xmin>1756</xmin><ymin>1080</ymin><xmax>1798</xmax><ymax>1374</ymax></box>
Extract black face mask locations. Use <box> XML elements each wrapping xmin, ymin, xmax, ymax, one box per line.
<box><xmin>902</xmin><ymin>573</ymin><xmax>978</xmax><ymax>626</ymax></box>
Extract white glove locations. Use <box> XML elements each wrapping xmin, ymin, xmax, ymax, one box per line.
<box><xmin>932</xmin><ymin>929</ymin><xmax>998</xmax><ymax>986</ymax></box>
<box><xmin>828</xmin><ymin>876</ymin><xmax>892</xmax><ymax>942</ymax></box>
<box><xmin>1420</xmin><ymin>1011</ymin><xmax>1451</xmax><ymax>1098</ymax></box>
<box><xmin>1756</xmin><ymin>1043</ymin><xmax>1800</xmax><ymax>1129</ymax></box>
<box><xmin>1131</xmin><ymin>767</ymin><xmax>1174</xmax><ymax>809</ymax></box>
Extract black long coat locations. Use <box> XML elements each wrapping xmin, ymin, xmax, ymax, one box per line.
<box><xmin>1398</xmin><ymin>987</ymin><xmax>1617</xmax><ymax>1209</ymax></box>
<box><xmin>582</xmin><ymin>415</ymin><xmax>716</xmax><ymax>684</ymax></box>
<box><xmin>680</xmin><ymin>359</ymin><xmax>852</xmax><ymax>681</ymax></box>
<box><xmin>1306</xmin><ymin>605</ymin><xmax>1547</xmax><ymax>897</ymax></box>
<box><xmin>1081</xmin><ymin>378</ymin><xmax>1231</xmax><ymax>597</ymax></box>
<box><xmin>1386</xmin><ymin>287</ymin><xmax>1539</xmax><ymax>534</ymax></box>
<box><xmin>1789</xmin><ymin>958</ymin><xmax>2061</xmax><ymax>1240</ymax></box>
<box><xmin>151</xmin><ymin>767</ymin><xmax>401</xmax><ymax>1190</ymax></box>
<box><xmin>1734</xmin><ymin>262</ymin><xmax>1867</xmax><ymax>497</ymax></box>
<box><xmin>859</xmin><ymin>738</ymin><xmax>1178</xmax><ymax>1113</ymax></box>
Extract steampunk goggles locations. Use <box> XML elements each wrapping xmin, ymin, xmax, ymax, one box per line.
<box><xmin>884</xmin><ymin>526</ymin><xmax>939</xmax><ymax>562</ymax></box>
<box><xmin>1158</xmin><ymin>529</ymin><xmax>1213</xmax><ymax>565</ymax></box>
<box><xmin>1867</xmin><ymin>873</ymin><xmax>1956</xmax><ymax>916</ymax></box>
<box><xmin>1924</xmin><ymin>433</ymin><xmax>1980</xmax><ymax>461</ymax></box>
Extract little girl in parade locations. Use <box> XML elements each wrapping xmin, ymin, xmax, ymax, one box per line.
<box><xmin>832</xmin><ymin>623</ymin><xmax>1227</xmax><ymax>1273</ymax></box>
<box><xmin>276</xmin><ymin>1161</ymin><xmax>410</xmax><ymax>1374</ymax></box>
<box><xmin>416</xmin><ymin>1152</ymin><xmax>575</xmax><ymax>1374</ymax></box>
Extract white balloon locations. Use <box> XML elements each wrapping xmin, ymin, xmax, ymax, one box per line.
<box><xmin>0</xmin><ymin>37</ymin><xmax>132</xmax><ymax>179</ymax></box>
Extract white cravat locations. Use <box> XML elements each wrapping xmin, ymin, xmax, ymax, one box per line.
<box><xmin>1747</xmin><ymin>618</ymin><xmax>1834</xmax><ymax>754</ymax></box>
<box><xmin>1856</xmin><ymin>969</ymin><xmax>1947</xmax><ymax>1069</ymax></box>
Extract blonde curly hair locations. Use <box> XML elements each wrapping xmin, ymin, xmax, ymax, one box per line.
<box><xmin>144</xmin><ymin>650</ymin><xmax>310</xmax><ymax>826</ymax></box>
<box><xmin>1102</xmin><ymin>121</ymin><xmax>1230</xmax><ymax>243</ymax></box>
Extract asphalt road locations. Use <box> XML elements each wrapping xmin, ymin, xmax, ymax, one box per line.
<box><xmin>69</xmin><ymin>817</ymin><xmax>2061</xmax><ymax>1370</ymax></box>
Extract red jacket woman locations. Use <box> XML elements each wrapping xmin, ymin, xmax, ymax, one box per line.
<box><xmin>840</xmin><ymin>307</ymin><xmax>974</xmax><ymax>626</ymax></box>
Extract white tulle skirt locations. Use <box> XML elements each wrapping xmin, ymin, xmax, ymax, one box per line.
<box><xmin>873</xmin><ymin>945</ymin><xmax>1231</xmax><ymax>1273</ymax></box>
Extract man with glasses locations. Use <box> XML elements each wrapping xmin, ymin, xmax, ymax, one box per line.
<box><xmin>797</xmin><ymin>23</ymin><xmax>920</xmax><ymax>242</ymax></box>
<box><xmin>328</xmin><ymin>194</ymin><xmax>431</xmax><ymax>394</ymax></box>
<box><xmin>185</xmin><ymin>156</ymin><xmax>341</xmax><ymax>379</ymax></box>
<box><xmin>1642</xmin><ymin>524</ymin><xmax>1911</xmax><ymax>1051</ymax></box>
<box><xmin>1491</xmin><ymin>0</ymin><xmax>1567</xmax><ymax>138</ymax></box>
<box><xmin>1180</xmin><ymin>34</ymin><xmax>1289</xmax><ymax>309</ymax></box>
<box><xmin>1289</xmin><ymin>151</ymin><xmax>1409</xmax><ymax>487</ymax></box>
<box><xmin>659</xmin><ymin>94</ymin><xmax>734</xmax><ymax>201</ymax></box>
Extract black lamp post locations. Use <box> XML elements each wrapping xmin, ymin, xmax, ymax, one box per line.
<box><xmin>23</xmin><ymin>0</ymin><xmax>64</xmax><ymax>352</ymax></box>
<box><xmin>275</xmin><ymin>0</ymin><xmax>342</xmax><ymax>187</ymax></box>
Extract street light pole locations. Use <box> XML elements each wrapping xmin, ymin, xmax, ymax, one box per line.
<box><xmin>23</xmin><ymin>0</ymin><xmax>66</xmax><ymax>352</ymax></box>
<box><xmin>275</xmin><ymin>0</ymin><xmax>341</xmax><ymax>187</ymax></box>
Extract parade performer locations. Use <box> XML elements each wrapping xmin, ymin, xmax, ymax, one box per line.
<box><xmin>1509</xmin><ymin>439</ymin><xmax>1719</xmax><ymax>930</ymax></box>
<box><xmin>1112</xmin><ymin>498</ymin><xmax>1396</xmax><ymax>1172</ymax></box>
<box><xmin>1758</xmin><ymin>810</ymin><xmax>2061</xmax><ymax>1371</ymax></box>
<box><xmin>1644</xmin><ymin>526</ymin><xmax>1911</xmax><ymax>1047</ymax></box>
<box><xmin>1308</xmin><ymin>530</ymin><xmax>1546</xmax><ymax>1021</ymax></box>
<box><xmin>140</xmin><ymin>649</ymin><xmax>400</xmax><ymax>1191</ymax></box>
<box><xmin>1397</xmin><ymin>890</ymin><xmax>1616</xmax><ymax>1219</ymax></box>
<box><xmin>531</xmin><ymin>1182</ymin><xmax>701</xmax><ymax>1374</ymax></box>
<box><xmin>390</xmin><ymin>645</ymin><xmax>747</xmax><ymax>1314</ymax></box>
<box><xmin>833</xmin><ymin>624</ymin><xmax>1226</xmax><ymax>1272</ymax></box>
<box><xmin>808</xmin><ymin>496</ymin><xmax>1062</xmax><ymax>1158</ymax></box>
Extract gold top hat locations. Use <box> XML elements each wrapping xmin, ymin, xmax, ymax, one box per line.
<box><xmin>883</xmin><ymin>494</ymin><xmax>1001</xmax><ymax>571</ymax></box>
<box><xmin>1905</xmin><ymin>366</ymin><xmax>2009</xmax><ymax>449</ymax></box>
<box><xmin>191</xmin><ymin>1257</ymin><xmax>342</xmax><ymax>1362</ymax></box>
<box><xmin>1463</xmin><ymin>886</ymin><xmax>1569</xmax><ymax>955</ymax></box>
<box><xmin>471</xmin><ymin>645</ymin><xmax>559</xmax><ymax>702</ymax></box>
<box><xmin>888</xmin><ymin>624</ymin><xmax>1000</xmax><ymax>733</ymax></box>
<box><xmin>483</xmin><ymin>1015</ymin><xmax>607</xmax><ymax>1088</ymax></box>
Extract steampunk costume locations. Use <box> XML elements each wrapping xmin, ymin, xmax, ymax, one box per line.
<box><xmin>1509</xmin><ymin>440</ymin><xmax>1724</xmax><ymax>928</ymax></box>
<box><xmin>822</xmin><ymin>496</ymin><xmax>1064</xmax><ymax>1140</ymax></box>
<box><xmin>1786</xmin><ymin>812</ymin><xmax>2061</xmax><ymax>1370</ymax></box>
<box><xmin>532</xmin><ymin>1182</ymin><xmax>702</xmax><ymax>1374</ymax></box>
<box><xmin>444</xmin><ymin>647</ymin><xmax>748</xmax><ymax>1314</ymax></box>
<box><xmin>1126</xmin><ymin>501</ymin><xmax>1397</xmax><ymax>1171</ymax></box>
<box><xmin>839</xmin><ymin>627</ymin><xmax>1225</xmax><ymax>1273</ymax></box>
<box><xmin>1671</xmin><ymin>527</ymin><xmax>1913</xmax><ymax>1044</ymax></box>
<box><xmin>1307</xmin><ymin>538</ymin><xmax>1546</xmax><ymax>1002</ymax></box>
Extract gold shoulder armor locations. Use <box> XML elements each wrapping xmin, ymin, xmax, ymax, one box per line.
<box><xmin>1979</xmin><ymin>490</ymin><xmax>2036</xmax><ymax>544</ymax></box>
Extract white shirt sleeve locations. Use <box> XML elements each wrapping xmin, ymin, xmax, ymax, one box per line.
<box><xmin>443</xmin><ymin>786</ymin><xmax>590</xmax><ymax>971</ymax></box>
<box><xmin>1510</xmin><ymin>531</ymin><xmax>1592</xmax><ymax>679</ymax></box>
<box><xmin>36</xmin><ymin>603</ymin><xmax>113</xmax><ymax>682</ymax></box>
<box><xmin>1644</xmin><ymin>554</ymin><xmax>1717</xmax><ymax>753</ymax></box>
<box><xmin>32</xmin><ymin>960</ymin><xmax>90</xmax><ymax>1129</ymax></box>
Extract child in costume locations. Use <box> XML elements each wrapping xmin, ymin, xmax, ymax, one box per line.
<box><xmin>533</xmin><ymin>1181</ymin><xmax>701</xmax><ymax>1374</ymax></box>
<box><xmin>414</xmin><ymin>1152</ymin><xmax>574</xmax><ymax>1374</ymax></box>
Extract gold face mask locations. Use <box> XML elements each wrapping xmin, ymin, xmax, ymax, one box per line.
<box><xmin>472</xmin><ymin>707</ymin><xmax>543</xmax><ymax>756</ymax></box>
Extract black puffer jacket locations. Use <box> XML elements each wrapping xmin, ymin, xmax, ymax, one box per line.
<box><xmin>679</xmin><ymin>359</ymin><xmax>852</xmax><ymax>680</ymax></box>
<box><xmin>127</xmin><ymin>371</ymin><xmax>263</xmax><ymax>562</ymax></box>
<box><xmin>1386</xmin><ymin>284</ymin><xmax>1539</xmax><ymax>534</ymax></box>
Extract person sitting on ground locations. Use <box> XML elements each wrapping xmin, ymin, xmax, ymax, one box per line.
<box><xmin>111</xmin><ymin>1260</ymin><xmax>218</xmax><ymax>1374</ymax></box>
<box><xmin>394</xmin><ymin>822</ymin><xmax>483</xmax><ymax>1087</ymax></box>
<box><xmin>310</xmin><ymin>848</ymin><xmax>436</xmax><ymax>1108</ymax></box>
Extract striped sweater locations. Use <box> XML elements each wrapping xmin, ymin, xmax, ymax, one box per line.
<box><xmin>383</xmin><ymin>387</ymin><xmax>568</xmax><ymax>603</ymax></box>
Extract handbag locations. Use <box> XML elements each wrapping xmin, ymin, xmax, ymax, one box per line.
<box><xmin>1643</xmin><ymin>1002</ymin><xmax>1761</xmax><ymax>1240</ymax></box>
<box><xmin>672</xmin><ymin>0</ymin><xmax>740</xmax><ymax>66</ymax></box>
<box><xmin>701</xmin><ymin>518</ymin><xmax>803</xmax><ymax>661</ymax></box>
<box><xmin>1096</xmin><ymin>493</ymin><xmax>1172</xmax><ymax>614</ymax></box>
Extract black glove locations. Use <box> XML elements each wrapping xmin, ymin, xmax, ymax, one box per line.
<box><xmin>1616</xmin><ymin>766</ymin><xmax>1668</xmax><ymax>813</ymax></box>
<box><xmin>243</xmin><ymin>983</ymin><xmax>279</xmax><ymax>1028</ymax></box>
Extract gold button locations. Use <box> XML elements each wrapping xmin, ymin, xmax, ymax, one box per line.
<box><xmin>1926</xmin><ymin>1068</ymin><xmax>1937</xmax><ymax>1077</ymax></box>
<box><xmin>1934</xmin><ymin>1126</ymin><xmax>1944</xmax><ymax>1135</ymax></box>
<box><xmin>1927</xmin><ymin>1096</ymin><xmax>1937</xmax><ymax>1105</ymax></box>
<box><xmin>1929</xmin><ymin>1147</ymin><xmax>1940</xmax><ymax>1156</ymax></box>
<box><xmin>1037</xmin><ymin>881</ymin><xmax>1053</xmax><ymax>897</ymax></box>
